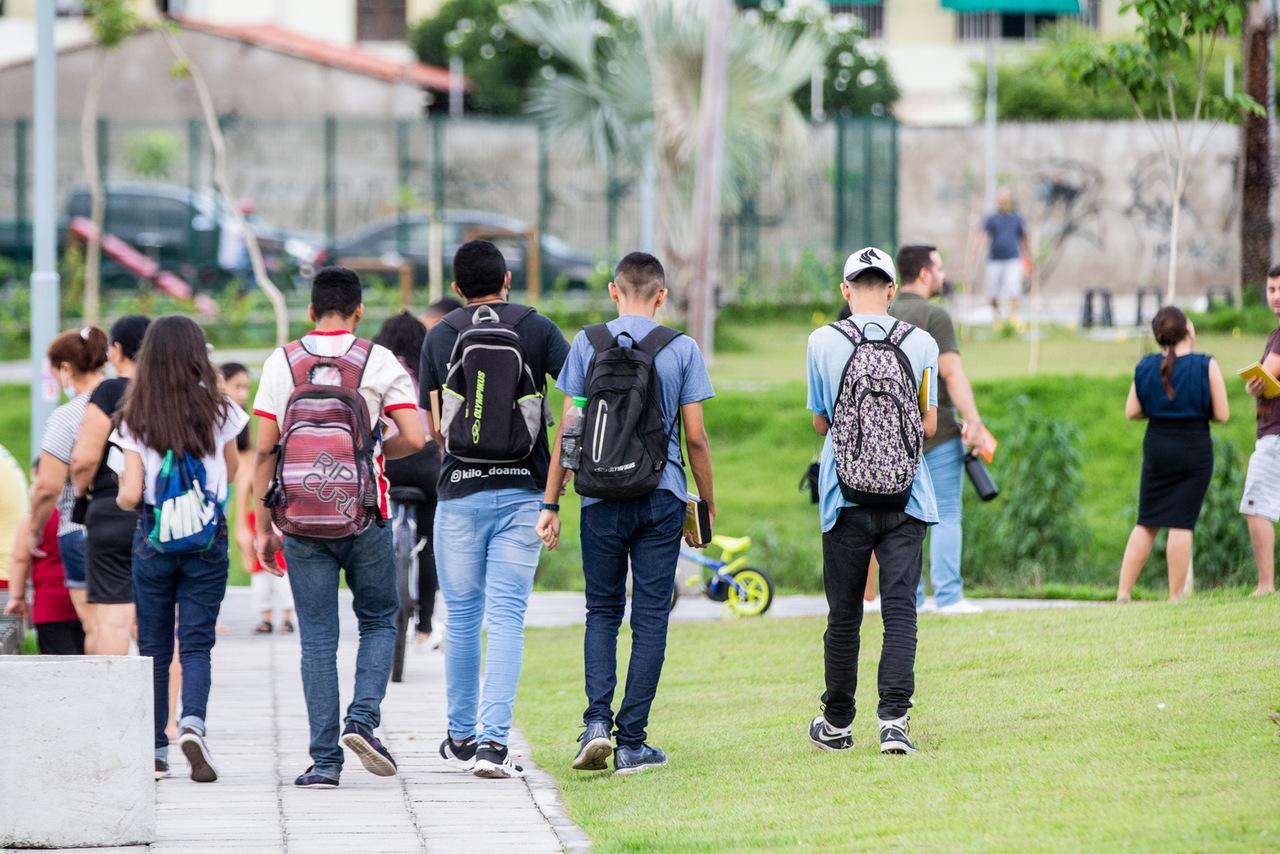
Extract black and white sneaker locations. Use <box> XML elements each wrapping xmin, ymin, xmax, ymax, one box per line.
<box><xmin>473</xmin><ymin>741</ymin><xmax>526</xmax><ymax>779</ymax></box>
<box><xmin>439</xmin><ymin>735</ymin><xmax>478</xmax><ymax>770</ymax></box>
<box><xmin>808</xmin><ymin>716</ymin><xmax>853</xmax><ymax>751</ymax></box>
<box><xmin>879</xmin><ymin>717</ymin><xmax>917</xmax><ymax>754</ymax></box>
<box><xmin>154</xmin><ymin>757</ymin><xmax>170</xmax><ymax>780</ymax></box>
<box><xmin>177</xmin><ymin>727</ymin><xmax>219</xmax><ymax>783</ymax></box>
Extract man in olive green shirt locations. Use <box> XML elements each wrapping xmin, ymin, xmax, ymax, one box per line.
<box><xmin>889</xmin><ymin>245</ymin><xmax>985</xmax><ymax>615</ymax></box>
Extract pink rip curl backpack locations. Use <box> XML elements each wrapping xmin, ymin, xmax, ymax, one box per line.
<box><xmin>266</xmin><ymin>338</ymin><xmax>382</xmax><ymax>540</ymax></box>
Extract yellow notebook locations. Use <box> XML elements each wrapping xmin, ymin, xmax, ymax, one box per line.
<box><xmin>918</xmin><ymin>367</ymin><xmax>931</xmax><ymax>413</ymax></box>
<box><xmin>1237</xmin><ymin>362</ymin><xmax>1280</xmax><ymax>399</ymax></box>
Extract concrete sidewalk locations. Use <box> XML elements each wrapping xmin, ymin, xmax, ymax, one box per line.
<box><xmin>30</xmin><ymin>618</ymin><xmax>585</xmax><ymax>854</ymax></box>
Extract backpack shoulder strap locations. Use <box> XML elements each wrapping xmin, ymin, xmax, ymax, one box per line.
<box><xmin>441</xmin><ymin>307</ymin><xmax>472</xmax><ymax>332</ymax></box>
<box><xmin>343</xmin><ymin>338</ymin><xmax>375</xmax><ymax>391</ymax></box>
<box><xmin>498</xmin><ymin>303</ymin><xmax>537</xmax><ymax>327</ymax></box>
<box><xmin>888</xmin><ymin>320</ymin><xmax>916</xmax><ymax>347</ymax></box>
<box><xmin>285</xmin><ymin>340</ymin><xmax>315</xmax><ymax>388</ymax></box>
<box><xmin>828</xmin><ymin>318</ymin><xmax>863</xmax><ymax>347</ymax></box>
<box><xmin>584</xmin><ymin>323</ymin><xmax>616</xmax><ymax>354</ymax></box>
<box><xmin>637</xmin><ymin>325</ymin><xmax>682</xmax><ymax>358</ymax></box>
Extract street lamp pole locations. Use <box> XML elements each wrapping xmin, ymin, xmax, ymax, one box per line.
<box><xmin>30</xmin><ymin>0</ymin><xmax>61</xmax><ymax>453</ymax></box>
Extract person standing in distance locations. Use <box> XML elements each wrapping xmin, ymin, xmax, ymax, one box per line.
<box><xmin>972</xmin><ymin>187</ymin><xmax>1031</xmax><ymax>327</ymax></box>
<box><xmin>1238</xmin><ymin>266</ymin><xmax>1280</xmax><ymax>597</ymax></box>
<box><xmin>890</xmin><ymin>245</ymin><xmax>986</xmax><ymax>615</ymax></box>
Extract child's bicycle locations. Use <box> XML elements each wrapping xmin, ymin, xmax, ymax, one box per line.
<box><xmin>672</xmin><ymin>535</ymin><xmax>775</xmax><ymax>617</ymax></box>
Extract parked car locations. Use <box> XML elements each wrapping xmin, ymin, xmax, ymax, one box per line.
<box><xmin>65</xmin><ymin>183</ymin><xmax>324</xmax><ymax>289</ymax></box>
<box><xmin>331</xmin><ymin>210</ymin><xmax>597</xmax><ymax>292</ymax></box>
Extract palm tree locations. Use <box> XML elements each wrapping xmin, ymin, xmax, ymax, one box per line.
<box><xmin>507</xmin><ymin>0</ymin><xmax>825</xmax><ymax>350</ymax></box>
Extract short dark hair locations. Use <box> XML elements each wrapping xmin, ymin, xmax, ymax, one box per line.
<box><xmin>849</xmin><ymin>269</ymin><xmax>893</xmax><ymax>288</ymax></box>
<box><xmin>311</xmin><ymin>266</ymin><xmax>362</xmax><ymax>318</ymax></box>
<box><xmin>453</xmin><ymin>240</ymin><xmax>507</xmax><ymax>299</ymax></box>
<box><xmin>1268</xmin><ymin>264</ymin><xmax>1280</xmax><ymax>279</ymax></box>
<box><xmin>109</xmin><ymin>314</ymin><xmax>151</xmax><ymax>361</ymax></box>
<box><xmin>896</xmin><ymin>245</ymin><xmax>938</xmax><ymax>285</ymax></box>
<box><xmin>614</xmin><ymin>252</ymin><xmax>666</xmax><ymax>300</ymax></box>
<box><xmin>427</xmin><ymin>297</ymin><xmax>463</xmax><ymax>316</ymax></box>
<box><xmin>220</xmin><ymin>361</ymin><xmax>249</xmax><ymax>381</ymax></box>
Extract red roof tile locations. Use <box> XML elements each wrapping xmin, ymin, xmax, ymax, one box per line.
<box><xmin>176</xmin><ymin>18</ymin><xmax>464</xmax><ymax>93</ymax></box>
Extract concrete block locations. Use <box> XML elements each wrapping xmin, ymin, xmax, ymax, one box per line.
<box><xmin>0</xmin><ymin>656</ymin><xmax>155</xmax><ymax>848</ymax></box>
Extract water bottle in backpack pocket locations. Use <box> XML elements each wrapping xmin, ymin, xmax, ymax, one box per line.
<box><xmin>438</xmin><ymin>304</ymin><xmax>545</xmax><ymax>464</ymax></box>
<box><xmin>268</xmin><ymin>338</ymin><xmax>383</xmax><ymax>541</ymax></box>
<box><xmin>573</xmin><ymin>323</ymin><xmax>682</xmax><ymax>501</ymax></box>
<box><xmin>150</xmin><ymin>450</ymin><xmax>218</xmax><ymax>553</ymax></box>
<box><xmin>827</xmin><ymin>319</ymin><xmax>924</xmax><ymax>511</ymax></box>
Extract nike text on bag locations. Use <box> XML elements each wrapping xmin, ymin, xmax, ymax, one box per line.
<box><xmin>439</xmin><ymin>304</ymin><xmax>544</xmax><ymax>464</ymax></box>
<box><xmin>268</xmin><ymin>338</ymin><xmax>382</xmax><ymax>540</ymax></box>
<box><xmin>574</xmin><ymin>324</ymin><xmax>682</xmax><ymax>501</ymax></box>
<box><xmin>828</xmin><ymin>319</ymin><xmax>924</xmax><ymax>511</ymax></box>
<box><xmin>150</xmin><ymin>450</ymin><xmax>218</xmax><ymax>553</ymax></box>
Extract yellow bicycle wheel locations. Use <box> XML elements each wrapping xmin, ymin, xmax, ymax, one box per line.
<box><xmin>727</xmin><ymin>567</ymin><xmax>774</xmax><ymax>617</ymax></box>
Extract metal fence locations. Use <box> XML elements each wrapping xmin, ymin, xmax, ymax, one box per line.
<box><xmin>0</xmin><ymin>114</ymin><xmax>897</xmax><ymax>295</ymax></box>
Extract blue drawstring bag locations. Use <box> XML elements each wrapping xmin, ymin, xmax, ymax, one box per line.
<box><xmin>149</xmin><ymin>450</ymin><xmax>218</xmax><ymax>553</ymax></box>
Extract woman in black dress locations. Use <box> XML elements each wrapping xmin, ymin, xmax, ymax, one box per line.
<box><xmin>1117</xmin><ymin>307</ymin><xmax>1229</xmax><ymax>602</ymax></box>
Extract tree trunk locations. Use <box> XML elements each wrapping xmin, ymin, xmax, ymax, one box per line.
<box><xmin>1166</xmin><ymin>162</ymin><xmax>1185</xmax><ymax>304</ymax></box>
<box><xmin>80</xmin><ymin>49</ymin><xmax>104</xmax><ymax>326</ymax></box>
<box><xmin>686</xmin><ymin>0</ymin><xmax>731</xmax><ymax>361</ymax></box>
<box><xmin>1241</xmin><ymin>2</ymin><xmax>1275</xmax><ymax>298</ymax></box>
<box><xmin>160</xmin><ymin>30</ymin><xmax>289</xmax><ymax>346</ymax></box>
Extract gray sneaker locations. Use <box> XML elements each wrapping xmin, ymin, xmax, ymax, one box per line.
<box><xmin>572</xmin><ymin>721</ymin><xmax>613</xmax><ymax>771</ymax></box>
<box><xmin>177</xmin><ymin>727</ymin><xmax>219</xmax><ymax>783</ymax></box>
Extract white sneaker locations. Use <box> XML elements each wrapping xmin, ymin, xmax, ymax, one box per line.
<box><xmin>916</xmin><ymin>599</ymin><xmax>937</xmax><ymax>614</ymax></box>
<box><xmin>864</xmin><ymin>596</ymin><xmax>881</xmax><ymax>612</ymax></box>
<box><xmin>936</xmin><ymin>599</ymin><xmax>983</xmax><ymax>616</ymax></box>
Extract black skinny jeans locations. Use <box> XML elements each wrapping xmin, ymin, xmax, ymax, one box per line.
<box><xmin>821</xmin><ymin>506</ymin><xmax>926</xmax><ymax>726</ymax></box>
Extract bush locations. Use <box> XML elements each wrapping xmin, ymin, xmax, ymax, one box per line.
<box><xmin>1188</xmin><ymin>303</ymin><xmax>1277</xmax><ymax>336</ymax></box>
<box><xmin>1193</xmin><ymin>436</ymin><xmax>1255</xmax><ymax>588</ymax></box>
<box><xmin>963</xmin><ymin>398</ymin><xmax>1091</xmax><ymax>587</ymax></box>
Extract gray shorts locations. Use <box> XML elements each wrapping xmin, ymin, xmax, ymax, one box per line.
<box><xmin>1240</xmin><ymin>435</ymin><xmax>1280</xmax><ymax>521</ymax></box>
<box><xmin>985</xmin><ymin>258</ymin><xmax>1023</xmax><ymax>301</ymax></box>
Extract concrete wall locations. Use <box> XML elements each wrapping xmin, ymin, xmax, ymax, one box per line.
<box><xmin>0</xmin><ymin>27</ymin><xmax>424</xmax><ymax>120</ymax></box>
<box><xmin>0</xmin><ymin>656</ymin><xmax>155</xmax><ymax>848</ymax></box>
<box><xmin>898</xmin><ymin>121</ymin><xmax>1240</xmax><ymax>297</ymax></box>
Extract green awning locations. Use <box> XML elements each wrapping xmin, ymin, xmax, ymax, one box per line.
<box><xmin>940</xmin><ymin>0</ymin><xmax>1081</xmax><ymax>11</ymax></box>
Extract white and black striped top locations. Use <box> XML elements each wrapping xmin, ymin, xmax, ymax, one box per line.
<box><xmin>40</xmin><ymin>391</ymin><xmax>90</xmax><ymax>537</ymax></box>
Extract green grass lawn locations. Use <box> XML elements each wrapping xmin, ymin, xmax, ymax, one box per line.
<box><xmin>516</xmin><ymin>595</ymin><xmax>1280</xmax><ymax>851</ymax></box>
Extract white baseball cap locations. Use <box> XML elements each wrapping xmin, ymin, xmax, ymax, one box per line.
<box><xmin>842</xmin><ymin>246</ymin><xmax>897</xmax><ymax>283</ymax></box>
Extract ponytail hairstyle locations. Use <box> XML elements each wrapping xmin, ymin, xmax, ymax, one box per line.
<box><xmin>47</xmin><ymin>326</ymin><xmax>109</xmax><ymax>376</ymax></box>
<box><xmin>117</xmin><ymin>315</ymin><xmax>227</xmax><ymax>458</ymax></box>
<box><xmin>1151</xmin><ymin>306</ymin><xmax>1190</xmax><ymax>400</ymax></box>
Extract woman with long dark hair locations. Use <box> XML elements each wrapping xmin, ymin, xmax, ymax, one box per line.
<box><xmin>375</xmin><ymin>310</ymin><xmax>442</xmax><ymax>648</ymax></box>
<box><xmin>26</xmin><ymin>326</ymin><xmax>108</xmax><ymax>649</ymax></box>
<box><xmin>1117</xmin><ymin>306</ymin><xmax>1229</xmax><ymax>601</ymax></box>
<box><xmin>113</xmin><ymin>315</ymin><xmax>248</xmax><ymax>781</ymax></box>
<box><xmin>70</xmin><ymin>315</ymin><xmax>150</xmax><ymax>655</ymax></box>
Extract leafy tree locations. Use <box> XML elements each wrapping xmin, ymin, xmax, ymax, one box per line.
<box><xmin>749</xmin><ymin>0</ymin><xmax>898</xmax><ymax>117</ymax></box>
<box><xmin>1052</xmin><ymin>0</ymin><xmax>1263</xmax><ymax>302</ymax></box>
<box><xmin>408</xmin><ymin>0</ymin><xmax>615</xmax><ymax>115</ymax></box>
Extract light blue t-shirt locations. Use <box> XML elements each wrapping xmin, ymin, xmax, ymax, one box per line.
<box><xmin>557</xmin><ymin>315</ymin><xmax>715</xmax><ymax>507</ymax></box>
<box><xmin>806</xmin><ymin>315</ymin><xmax>940</xmax><ymax>532</ymax></box>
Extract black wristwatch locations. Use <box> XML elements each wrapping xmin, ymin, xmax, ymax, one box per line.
<box><xmin>539</xmin><ymin>502</ymin><xmax>560</xmax><ymax>512</ymax></box>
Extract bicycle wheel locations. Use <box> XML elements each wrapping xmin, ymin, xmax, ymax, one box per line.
<box><xmin>391</xmin><ymin>506</ymin><xmax>416</xmax><ymax>683</ymax></box>
<box><xmin>391</xmin><ymin>606</ymin><xmax>409</xmax><ymax>683</ymax></box>
<box><xmin>727</xmin><ymin>567</ymin><xmax>774</xmax><ymax>617</ymax></box>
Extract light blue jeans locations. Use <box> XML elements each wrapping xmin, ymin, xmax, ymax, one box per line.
<box><xmin>918</xmin><ymin>438</ymin><xmax>967</xmax><ymax>607</ymax></box>
<box><xmin>434</xmin><ymin>487</ymin><xmax>541</xmax><ymax>746</ymax></box>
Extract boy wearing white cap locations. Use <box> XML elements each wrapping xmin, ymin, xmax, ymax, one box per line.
<box><xmin>804</xmin><ymin>246</ymin><xmax>939</xmax><ymax>756</ymax></box>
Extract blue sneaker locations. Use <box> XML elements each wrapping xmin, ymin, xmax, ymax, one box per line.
<box><xmin>572</xmin><ymin>721</ymin><xmax>613</xmax><ymax>771</ymax></box>
<box><xmin>294</xmin><ymin>766</ymin><xmax>339</xmax><ymax>789</ymax></box>
<box><xmin>339</xmin><ymin>721</ymin><xmax>397</xmax><ymax>777</ymax></box>
<box><xmin>613</xmin><ymin>743</ymin><xmax>667</xmax><ymax>775</ymax></box>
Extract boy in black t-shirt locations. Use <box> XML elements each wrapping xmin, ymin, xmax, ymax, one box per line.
<box><xmin>420</xmin><ymin>241</ymin><xmax>569</xmax><ymax>779</ymax></box>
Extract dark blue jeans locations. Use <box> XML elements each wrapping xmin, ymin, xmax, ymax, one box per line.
<box><xmin>580</xmin><ymin>491</ymin><xmax>685</xmax><ymax>748</ymax></box>
<box><xmin>284</xmin><ymin>523</ymin><xmax>397</xmax><ymax>777</ymax></box>
<box><xmin>132</xmin><ymin>515</ymin><xmax>229</xmax><ymax>757</ymax></box>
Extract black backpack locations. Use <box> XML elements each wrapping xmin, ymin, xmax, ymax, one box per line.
<box><xmin>439</xmin><ymin>304</ymin><xmax>544</xmax><ymax>463</ymax></box>
<box><xmin>574</xmin><ymin>323</ymin><xmax>682</xmax><ymax>501</ymax></box>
